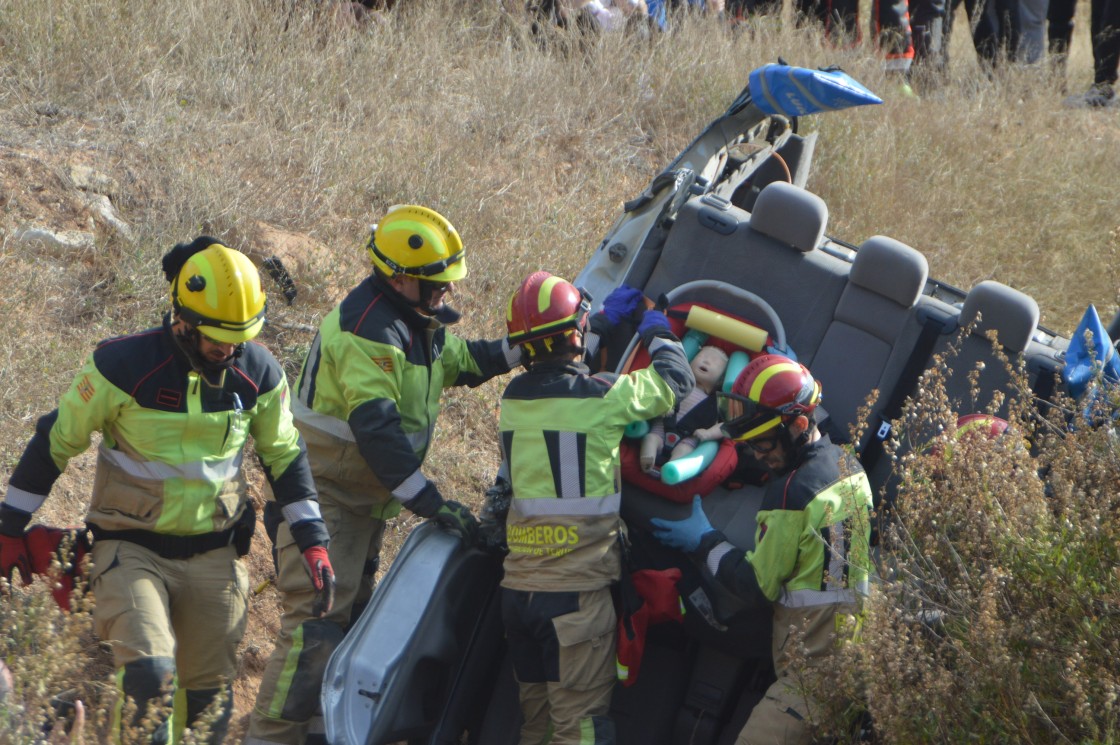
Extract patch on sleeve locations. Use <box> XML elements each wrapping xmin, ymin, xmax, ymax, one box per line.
<box><xmin>370</xmin><ymin>356</ymin><xmax>394</xmax><ymax>373</ymax></box>
<box><xmin>77</xmin><ymin>375</ymin><xmax>96</xmax><ymax>403</ymax></box>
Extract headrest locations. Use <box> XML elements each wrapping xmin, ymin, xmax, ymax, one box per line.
<box><xmin>850</xmin><ymin>236</ymin><xmax>929</xmax><ymax>308</ymax></box>
<box><xmin>960</xmin><ymin>281</ymin><xmax>1040</xmax><ymax>353</ymax></box>
<box><xmin>748</xmin><ymin>182</ymin><xmax>828</xmax><ymax>254</ymax></box>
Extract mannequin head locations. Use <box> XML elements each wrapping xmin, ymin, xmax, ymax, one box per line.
<box><xmin>691</xmin><ymin>346</ymin><xmax>729</xmax><ymax>394</ymax></box>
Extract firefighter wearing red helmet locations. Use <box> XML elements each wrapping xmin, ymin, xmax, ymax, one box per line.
<box><xmin>487</xmin><ymin>274</ymin><xmax>694</xmax><ymax>745</ymax></box>
<box><xmin>651</xmin><ymin>354</ymin><xmax>873</xmax><ymax>745</ymax></box>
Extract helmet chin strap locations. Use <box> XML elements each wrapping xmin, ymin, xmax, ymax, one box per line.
<box><xmin>171</xmin><ymin>323</ymin><xmax>242</xmax><ymax>385</ymax></box>
<box><xmin>386</xmin><ymin>273</ymin><xmax>461</xmax><ymax>322</ymax></box>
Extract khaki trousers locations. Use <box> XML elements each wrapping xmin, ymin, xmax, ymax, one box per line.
<box><xmin>736</xmin><ymin>602</ymin><xmax>856</xmax><ymax>745</ymax></box>
<box><xmin>91</xmin><ymin>539</ymin><xmax>248</xmax><ymax>688</ymax></box>
<box><xmin>502</xmin><ymin>586</ymin><xmax>618</xmax><ymax>745</ymax></box>
<box><xmin>247</xmin><ymin>497</ymin><xmax>383</xmax><ymax>745</ymax></box>
<box><xmin>91</xmin><ymin>538</ymin><xmax>247</xmax><ymax>741</ymax></box>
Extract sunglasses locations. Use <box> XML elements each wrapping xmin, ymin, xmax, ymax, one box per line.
<box><xmin>744</xmin><ymin>436</ymin><xmax>779</xmax><ymax>454</ymax></box>
<box><xmin>421</xmin><ymin>279</ymin><xmax>452</xmax><ymax>293</ymax></box>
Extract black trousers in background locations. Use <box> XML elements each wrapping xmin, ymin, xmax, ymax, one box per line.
<box><xmin>947</xmin><ymin>0</ymin><xmax>1021</xmax><ymax>64</ymax></box>
<box><xmin>1050</xmin><ymin>0</ymin><xmax>1120</xmax><ymax>85</ymax></box>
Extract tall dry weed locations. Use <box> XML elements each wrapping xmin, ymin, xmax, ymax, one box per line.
<box><xmin>800</xmin><ymin>343</ymin><xmax>1120</xmax><ymax>743</ymax></box>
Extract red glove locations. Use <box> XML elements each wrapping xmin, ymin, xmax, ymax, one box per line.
<box><xmin>24</xmin><ymin>526</ymin><xmax>91</xmax><ymax>611</ymax></box>
<box><xmin>0</xmin><ymin>533</ymin><xmax>32</xmax><ymax>585</ymax></box>
<box><xmin>303</xmin><ymin>546</ymin><xmax>335</xmax><ymax>618</ymax></box>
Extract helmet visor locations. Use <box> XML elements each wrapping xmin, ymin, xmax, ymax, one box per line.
<box><xmin>717</xmin><ymin>392</ymin><xmax>782</xmax><ymax>442</ymax></box>
<box><xmin>507</xmin><ymin>287</ymin><xmax>592</xmax><ymax>347</ymax></box>
<box><xmin>196</xmin><ymin>317</ymin><xmax>264</xmax><ymax>344</ymax></box>
<box><xmin>177</xmin><ymin>303</ymin><xmax>265</xmax><ymax>344</ymax></box>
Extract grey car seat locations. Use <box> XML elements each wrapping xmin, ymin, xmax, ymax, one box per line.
<box><xmin>643</xmin><ymin>182</ymin><xmax>849</xmax><ymax>362</ymax></box>
<box><xmin>809</xmin><ymin>235</ymin><xmax>929</xmax><ymax>447</ymax></box>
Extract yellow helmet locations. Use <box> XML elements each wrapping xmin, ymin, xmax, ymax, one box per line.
<box><xmin>171</xmin><ymin>242</ymin><xmax>266</xmax><ymax>344</ymax></box>
<box><xmin>366</xmin><ymin>205</ymin><xmax>467</xmax><ymax>283</ymax></box>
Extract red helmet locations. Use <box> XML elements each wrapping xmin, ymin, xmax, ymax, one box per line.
<box><xmin>955</xmin><ymin>414</ymin><xmax>1009</xmax><ymax>439</ymax></box>
<box><xmin>926</xmin><ymin>413</ymin><xmax>1013</xmax><ymax>463</ymax></box>
<box><xmin>506</xmin><ymin>271</ymin><xmax>590</xmax><ymax>355</ymax></box>
<box><xmin>721</xmin><ymin>354</ymin><xmax>821</xmax><ymax>441</ymax></box>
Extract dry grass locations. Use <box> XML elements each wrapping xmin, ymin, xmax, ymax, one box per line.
<box><xmin>797</xmin><ymin>348</ymin><xmax>1120</xmax><ymax>743</ymax></box>
<box><xmin>0</xmin><ymin>0</ymin><xmax>1117</xmax><ymax>740</ymax></box>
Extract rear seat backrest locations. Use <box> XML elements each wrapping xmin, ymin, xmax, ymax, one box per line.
<box><xmin>959</xmin><ymin>281</ymin><xmax>1039</xmax><ymax>355</ymax></box>
<box><xmin>809</xmin><ymin>236</ymin><xmax>929</xmax><ymax>443</ymax></box>
<box><xmin>872</xmin><ymin>282</ymin><xmax>1039</xmax><ymax>513</ymax></box>
<box><xmin>943</xmin><ymin>280</ymin><xmax>1040</xmax><ymax>416</ymax></box>
<box><xmin>643</xmin><ymin>182</ymin><xmax>848</xmax><ymax>362</ymax></box>
<box><xmin>748</xmin><ymin>180</ymin><xmax>828</xmax><ymax>253</ymax></box>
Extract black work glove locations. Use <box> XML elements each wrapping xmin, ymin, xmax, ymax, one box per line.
<box><xmin>432</xmin><ymin>500</ymin><xmax>480</xmax><ymax>545</ymax></box>
<box><xmin>477</xmin><ymin>479</ymin><xmax>512</xmax><ymax>556</ymax></box>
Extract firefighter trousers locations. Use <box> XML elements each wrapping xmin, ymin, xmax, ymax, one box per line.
<box><xmin>736</xmin><ymin>601</ymin><xmax>857</xmax><ymax>745</ymax></box>
<box><xmin>91</xmin><ymin>539</ymin><xmax>247</xmax><ymax>744</ymax></box>
<box><xmin>501</xmin><ymin>586</ymin><xmax>618</xmax><ymax>745</ymax></box>
<box><xmin>246</xmin><ymin>499</ymin><xmax>383</xmax><ymax>745</ymax></box>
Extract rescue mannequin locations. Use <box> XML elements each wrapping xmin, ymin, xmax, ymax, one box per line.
<box><xmin>640</xmin><ymin>345</ymin><xmax>729</xmax><ymax>474</ymax></box>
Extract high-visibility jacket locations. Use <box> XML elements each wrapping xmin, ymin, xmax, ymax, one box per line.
<box><xmin>499</xmin><ymin>333</ymin><xmax>693</xmax><ymax>592</ymax></box>
<box><xmin>700</xmin><ymin>434</ymin><xmax>873</xmax><ymax>609</ymax></box>
<box><xmin>3</xmin><ymin>317</ymin><xmax>324</xmax><ymax>543</ymax></box>
<box><xmin>291</xmin><ymin>274</ymin><xmax>517</xmax><ymax>518</ymax></box>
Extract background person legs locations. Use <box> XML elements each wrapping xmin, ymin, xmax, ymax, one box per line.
<box><xmin>1091</xmin><ymin>0</ymin><xmax>1120</xmax><ymax>99</ymax></box>
<box><xmin>1018</xmin><ymin>0</ymin><xmax>1049</xmax><ymax>63</ymax></box>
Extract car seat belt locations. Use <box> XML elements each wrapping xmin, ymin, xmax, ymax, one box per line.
<box><xmin>860</xmin><ymin>308</ymin><xmax>955</xmax><ymax>473</ymax></box>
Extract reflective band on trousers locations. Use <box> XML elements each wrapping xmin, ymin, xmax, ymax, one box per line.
<box><xmin>292</xmin><ymin>398</ymin><xmax>430</xmax><ymax>450</ymax></box>
<box><xmin>779</xmin><ymin>587</ymin><xmax>858</xmax><ymax>608</ymax></box>
<box><xmin>511</xmin><ymin>493</ymin><xmax>621</xmax><ymax>518</ymax></box>
<box><xmin>99</xmin><ymin>444</ymin><xmax>243</xmax><ymax>482</ymax></box>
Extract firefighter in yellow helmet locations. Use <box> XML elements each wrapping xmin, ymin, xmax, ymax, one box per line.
<box><xmin>0</xmin><ymin>237</ymin><xmax>331</xmax><ymax>744</ymax></box>
<box><xmin>248</xmin><ymin>206</ymin><xmax>521</xmax><ymax>745</ymax></box>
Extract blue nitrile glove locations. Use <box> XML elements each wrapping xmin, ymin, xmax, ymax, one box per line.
<box><xmin>638</xmin><ymin>309</ymin><xmax>671</xmax><ymax>338</ymax></box>
<box><xmin>601</xmin><ymin>285</ymin><xmax>646</xmax><ymax>325</ymax></box>
<box><xmin>649</xmin><ymin>495</ymin><xmax>714</xmax><ymax>553</ymax></box>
